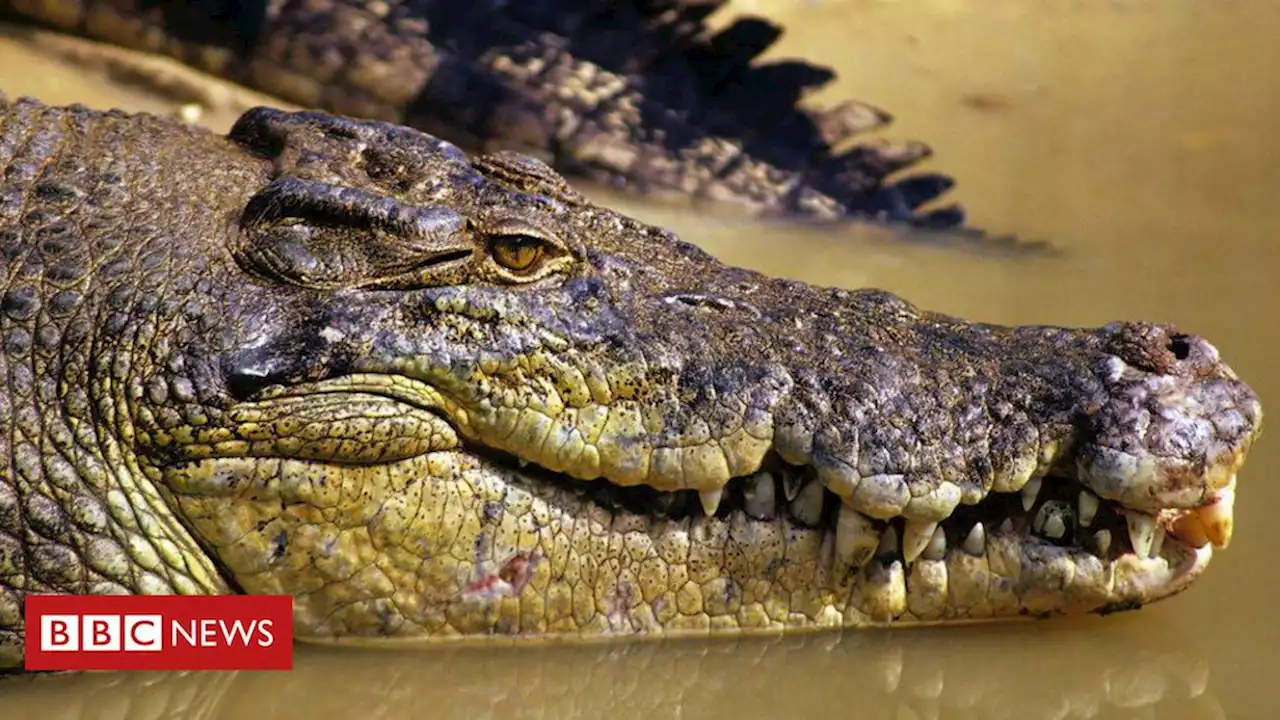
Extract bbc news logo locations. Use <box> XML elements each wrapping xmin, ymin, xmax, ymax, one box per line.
<box><xmin>25</xmin><ymin>594</ymin><xmax>293</xmax><ymax>671</ymax></box>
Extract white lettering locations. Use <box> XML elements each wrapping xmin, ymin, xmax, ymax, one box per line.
<box><xmin>199</xmin><ymin>619</ymin><xmax>218</xmax><ymax>646</ymax></box>
<box><xmin>168</xmin><ymin>617</ymin><xmax>280</xmax><ymax>649</ymax></box>
<box><xmin>257</xmin><ymin>619</ymin><xmax>274</xmax><ymax>647</ymax></box>
<box><xmin>171</xmin><ymin>619</ymin><xmax>198</xmax><ymax>647</ymax></box>
<box><xmin>220</xmin><ymin>619</ymin><xmax>254</xmax><ymax>645</ymax></box>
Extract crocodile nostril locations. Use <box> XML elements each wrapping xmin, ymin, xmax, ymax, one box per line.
<box><xmin>1102</xmin><ymin>322</ymin><xmax>1203</xmax><ymax>374</ymax></box>
<box><xmin>1168</xmin><ymin>334</ymin><xmax>1192</xmax><ymax>361</ymax></box>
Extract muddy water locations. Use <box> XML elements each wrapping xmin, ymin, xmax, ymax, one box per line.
<box><xmin>1</xmin><ymin>0</ymin><xmax>1278</xmax><ymax>717</ymax></box>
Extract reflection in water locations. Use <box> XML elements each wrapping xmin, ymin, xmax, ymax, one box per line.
<box><xmin>7</xmin><ymin>620</ymin><xmax>1220</xmax><ymax>720</ymax></box>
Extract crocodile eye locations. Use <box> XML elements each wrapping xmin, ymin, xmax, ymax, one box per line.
<box><xmin>490</xmin><ymin>235</ymin><xmax>547</xmax><ymax>273</ymax></box>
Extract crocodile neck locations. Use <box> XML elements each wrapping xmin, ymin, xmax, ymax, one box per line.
<box><xmin>0</xmin><ymin>100</ymin><xmax>244</xmax><ymax>663</ymax></box>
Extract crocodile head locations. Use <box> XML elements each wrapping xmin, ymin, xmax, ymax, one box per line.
<box><xmin>132</xmin><ymin>108</ymin><xmax>1263</xmax><ymax>638</ymax></box>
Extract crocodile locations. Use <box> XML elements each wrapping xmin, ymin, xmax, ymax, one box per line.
<box><xmin>1</xmin><ymin>0</ymin><xmax>971</xmax><ymax>233</ymax></box>
<box><xmin>0</xmin><ymin>93</ymin><xmax>1262</xmax><ymax>669</ymax></box>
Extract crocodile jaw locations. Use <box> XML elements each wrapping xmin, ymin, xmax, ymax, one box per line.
<box><xmin>162</xmin><ymin>444</ymin><xmax>1226</xmax><ymax>638</ymax></box>
<box><xmin>160</xmin><ymin>353</ymin><xmax>1256</xmax><ymax>636</ymax></box>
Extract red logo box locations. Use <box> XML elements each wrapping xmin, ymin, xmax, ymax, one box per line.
<box><xmin>24</xmin><ymin>594</ymin><xmax>293</xmax><ymax>671</ymax></box>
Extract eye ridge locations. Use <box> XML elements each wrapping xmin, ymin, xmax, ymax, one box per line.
<box><xmin>490</xmin><ymin>233</ymin><xmax>548</xmax><ymax>273</ymax></box>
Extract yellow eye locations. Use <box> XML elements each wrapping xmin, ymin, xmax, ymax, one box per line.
<box><xmin>490</xmin><ymin>235</ymin><xmax>546</xmax><ymax>273</ymax></box>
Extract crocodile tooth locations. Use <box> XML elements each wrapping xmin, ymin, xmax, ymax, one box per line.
<box><xmin>698</xmin><ymin>488</ymin><xmax>723</xmax><ymax>517</ymax></box>
<box><xmin>902</xmin><ymin>520</ymin><xmax>938</xmax><ymax>563</ymax></box>
<box><xmin>1125</xmin><ymin>512</ymin><xmax>1157</xmax><ymax>558</ymax></box>
<box><xmin>781</xmin><ymin>470</ymin><xmax>803</xmax><ymax>501</ymax></box>
<box><xmin>1021</xmin><ymin>477</ymin><xmax>1043</xmax><ymax>512</ymax></box>
<box><xmin>1171</xmin><ymin>484</ymin><xmax>1235</xmax><ymax>549</ymax></box>
<box><xmin>1078</xmin><ymin>491</ymin><xmax>1099</xmax><ymax>527</ymax></box>
<box><xmin>835</xmin><ymin>504</ymin><xmax>879</xmax><ymax>567</ymax></box>
<box><xmin>742</xmin><ymin>472</ymin><xmax>777</xmax><ymax>520</ymax></box>
<box><xmin>856</xmin><ymin>560</ymin><xmax>906</xmax><ymax>622</ymax></box>
<box><xmin>962</xmin><ymin>523</ymin><xmax>986</xmax><ymax>555</ymax></box>
<box><xmin>877</xmin><ymin>525</ymin><xmax>900</xmax><ymax>558</ymax></box>
<box><xmin>1032</xmin><ymin>500</ymin><xmax>1072</xmax><ymax>540</ymax></box>
<box><xmin>1094</xmin><ymin>529</ymin><xmax>1113</xmax><ymax>556</ymax></box>
<box><xmin>1170</xmin><ymin>515</ymin><xmax>1209</xmax><ymax>549</ymax></box>
<box><xmin>1203</xmin><ymin>484</ymin><xmax>1236</xmax><ymax>548</ymax></box>
<box><xmin>1043</xmin><ymin>513</ymin><xmax>1067</xmax><ymax>540</ymax></box>
<box><xmin>1149</xmin><ymin>526</ymin><xmax>1166</xmax><ymax>558</ymax></box>
<box><xmin>998</xmin><ymin>517</ymin><xmax>1015</xmax><ymax>536</ymax></box>
<box><xmin>789</xmin><ymin>480</ymin><xmax>825</xmax><ymax>527</ymax></box>
<box><xmin>921</xmin><ymin>525</ymin><xmax>947</xmax><ymax>561</ymax></box>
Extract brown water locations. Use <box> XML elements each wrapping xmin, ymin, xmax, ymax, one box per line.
<box><xmin>2</xmin><ymin>0</ymin><xmax>1278</xmax><ymax>717</ymax></box>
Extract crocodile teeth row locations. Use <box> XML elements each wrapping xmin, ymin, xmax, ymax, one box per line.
<box><xmin>830</xmin><ymin>487</ymin><xmax>1162</xmax><ymax>567</ymax></box>
<box><xmin>708</xmin><ymin>465</ymin><xmax>1216</xmax><ymax>564</ymax></box>
<box><xmin>836</xmin><ymin>508</ymin><xmax>982</xmax><ymax>566</ymax></box>
<box><xmin>834</xmin><ymin>507</ymin><xmax>1003</xmax><ymax>563</ymax></box>
<box><xmin>1016</xmin><ymin>472</ymin><xmax>1168</xmax><ymax>558</ymax></box>
<box><xmin>838</xmin><ymin>510</ymin><xmax>996</xmax><ymax>565</ymax></box>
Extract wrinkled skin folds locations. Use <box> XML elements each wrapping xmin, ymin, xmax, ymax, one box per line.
<box><xmin>0</xmin><ymin>96</ymin><xmax>1263</xmax><ymax>667</ymax></box>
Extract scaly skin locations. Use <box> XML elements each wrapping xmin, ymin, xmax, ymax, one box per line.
<box><xmin>0</xmin><ymin>95</ymin><xmax>1263</xmax><ymax>670</ymax></box>
<box><xmin>1</xmin><ymin>0</ymin><xmax>970</xmax><ymax>230</ymax></box>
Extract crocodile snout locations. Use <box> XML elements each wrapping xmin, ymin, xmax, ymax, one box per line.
<box><xmin>1076</xmin><ymin>323</ymin><xmax>1262</xmax><ymax>546</ymax></box>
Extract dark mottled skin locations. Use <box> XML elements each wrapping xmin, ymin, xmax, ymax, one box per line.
<box><xmin>0</xmin><ymin>95</ymin><xmax>1262</xmax><ymax>669</ymax></box>
<box><xmin>1</xmin><ymin>0</ymin><xmax>971</xmax><ymax>230</ymax></box>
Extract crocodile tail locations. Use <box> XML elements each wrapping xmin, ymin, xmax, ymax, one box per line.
<box><xmin>4</xmin><ymin>0</ymin><xmax>1001</xmax><ymax>238</ymax></box>
<box><xmin>483</xmin><ymin>0</ymin><xmax>963</xmax><ymax>228</ymax></box>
